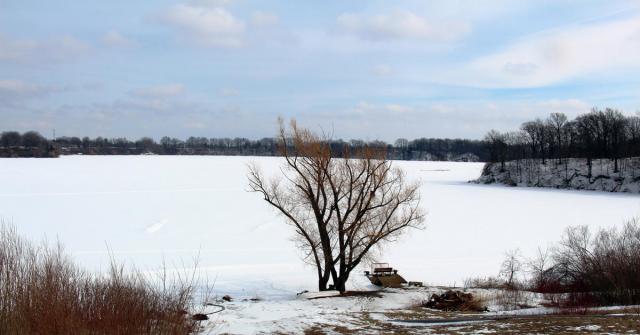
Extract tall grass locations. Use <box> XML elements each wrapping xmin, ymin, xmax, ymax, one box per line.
<box><xmin>0</xmin><ymin>223</ymin><xmax>205</xmax><ymax>335</ymax></box>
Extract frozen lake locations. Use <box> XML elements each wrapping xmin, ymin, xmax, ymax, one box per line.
<box><xmin>1</xmin><ymin>156</ymin><xmax>639</xmax><ymax>298</ymax></box>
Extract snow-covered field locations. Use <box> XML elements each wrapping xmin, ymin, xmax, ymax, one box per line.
<box><xmin>1</xmin><ymin>156</ymin><xmax>639</xmax><ymax>290</ymax></box>
<box><xmin>1</xmin><ymin>156</ymin><xmax>639</xmax><ymax>332</ymax></box>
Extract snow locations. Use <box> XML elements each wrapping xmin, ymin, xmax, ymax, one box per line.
<box><xmin>568</xmin><ymin>325</ymin><xmax>601</xmax><ymax>331</ymax></box>
<box><xmin>1</xmin><ymin>155</ymin><xmax>638</xmax><ymax>288</ymax></box>
<box><xmin>1</xmin><ymin>155</ymin><xmax>639</xmax><ymax>333</ymax></box>
<box><xmin>210</xmin><ymin>288</ymin><xmax>424</xmax><ymax>334</ymax></box>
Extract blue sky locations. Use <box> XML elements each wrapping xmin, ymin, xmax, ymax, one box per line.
<box><xmin>1</xmin><ymin>0</ymin><xmax>640</xmax><ymax>141</ymax></box>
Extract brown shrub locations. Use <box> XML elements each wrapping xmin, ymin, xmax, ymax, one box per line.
<box><xmin>543</xmin><ymin>219</ymin><xmax>640</xmax><ymax>306</ymax></box>
<box><xmin>0</xmin><ymin>224</ymin><xmax>205</xmax><ymax>335</ymax></box>
<box><xmin>463</xmin><ymin>276</ymin><xmax>505</xmax><ymax>289</ymax></box>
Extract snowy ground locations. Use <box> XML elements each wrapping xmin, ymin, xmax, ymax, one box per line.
<box><xmin>1</xmin><ymin>156</ymin><xmax>639</xmax><ymax>333</ymax></box>
<box><xmin>198</xmin><ymin>287</ymin><xmax>640</xmax><ymax>334</ymax></box>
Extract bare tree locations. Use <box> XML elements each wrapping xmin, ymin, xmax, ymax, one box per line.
<box><xmin>485</xmin><ymin>130</ymin><xmax>508</xmax><ymax>171</ymax></box>
<box><xmin>547</xmin><ymin>113</ymin><xmax>568</xmax><ymax>163</ymax></box>
<box><xmin>604</xmin><ymin>108</ymin><xmax>627</xmax><ymax>172</ymax></box>
<box><xmin>627</xmin><ymin>115</ymin><xmax>640</xmax><ymax>157</ymax></box>
<box><xmin>527</xmin><ymin>247</ymin><xmax>551</xmax><ymax>290</ymax></box>
<box><xmin>500</xmin><ymin>249</ymin><xmax>523</xmax><ymax>289</ymax></box>
<box><xmin>248</xmin><ymin>119</ymin><xmax>425</xmax><ymax>292</ymax></box>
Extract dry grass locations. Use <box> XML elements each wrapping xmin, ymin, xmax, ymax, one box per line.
<box><xmin>463</xmin><ymin>276</ymin><xmax>505</xmax><ymax>290</ymax></box>
<box><xmin>0</xmin><ymin>223</ymin><xmax>206</xmax><ymax>335</ymax></box>
<box><xmin>303</xmin><ymin>309</ymin><xmax>640</xmax><ymax>334</ymax></box>
<box><xmin>457</xmin><ymin>295</ymin><xmax>488</xmax><ymax>312</ymax></box>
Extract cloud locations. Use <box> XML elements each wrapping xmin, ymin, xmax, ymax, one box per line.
<box><xmin>188</xmin><ymin>0</ymin><xmax>235</xmax><ymax>7</ymax></box>
<box><xmin>160</xmin><ymin>3</ymin><xmax>245</xmax><ymax>47</ymax></box>
<box><xmin>102</xmin><ymin>30</ymin><xmax>136</xmax><ymax>48</ymax></box>
<box><xmin>298</xmin><ymin>98</ymin><xmax>597</xmax><ymax>141</ymax></box>
<box><xmin>183</xmin><ymin>120</ymin><xmax>208</xmax><ymax>129</ymax></box>
<box><xmin>348</xmin><ymin>101</ymin><xmax>415</xmax><ymax>115</ymax></box>
<box><xmin>218</xmin><ymin>88</ymin><xmax>239</xmax><ymax>97</ymax></box>
<box><xmin>385</xmin><ymin>104</ymin><xmax>414</xmax><ymax>113</ymax></box>
<box><xmin>371</xmin><ymin>64</ymin><xmax>393</xmax><ymax>76</ymax></box>
<box><xmin>131</xmin><ymin>84</ymin><xmax>185</xmax><ymax>99</ymax></box>
<box><xmin>0</xmin><ymin>80</ymin><xmax>67</xmax><ymax>127</ymax></box>
<box><xmin>336</xmin><ymin>10</ymin><xmax>470</xmax><ymax>42</ymax></box>
<box><xmin>0</xmin><ymin>79</ymin><xmax>63</xmax><ymax>98</ymax></box>
<box><xmin>0</xmin><ymin>34</ymin><xmax>90</xmax><ymax>63</ymax></box>
<box><xmin>466</xmin><ymin>15</ymin><xmax>640</xmax><ymax>87</ymax></box>
<box><xmin>0</xmin><ymin>80</ymin><xmax>47</xmax><ymax>96</ymax></box>
<box><xmin>536</xmin><ymin>99</ymin><xmax>590</xmax><ymax>117</ymax></box>
<box><xmin>250</xmin><ymin>11</ymin><xmax>279</xmax><ymax>27</ymax></box>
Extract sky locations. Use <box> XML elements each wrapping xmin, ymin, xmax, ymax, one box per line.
<box><xmin>1</xmin><ymin>0</ymin><xmax>640</xmax><ymax>141</ymax></box>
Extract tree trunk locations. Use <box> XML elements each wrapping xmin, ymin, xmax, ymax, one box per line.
<box><xmin>335</xmin><ymin>275</ymin><xmax>348</xmax><ymax>293</ymax></box>
<box><xmin>319</xmin><ymin>265</ymin><xmax>335</xmax><ymax>291</ymax></box>
<box><xmin>318</xmin><ymin>277</ymin><xmax>328</xmax><ymax>291</ymax></box>
<box><xmin>334</xmin><ymin>266</ymin><xmax>350</xmax><ymax>293</ymax></box>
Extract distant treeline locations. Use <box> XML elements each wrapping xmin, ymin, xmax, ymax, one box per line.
<box><xmin>484</xmin><ymin>108</ymin><xmax>640</xmax><ymax>176</ymax></box>
<box><xmin>0</xmin><ymin>131</ymin><xmax>58</xmax><ymax>158</ymax></box>
<box><xmin>0</xmin><ymin>131</ymin><xmax>488</xmax><ymax>161</ymax></box>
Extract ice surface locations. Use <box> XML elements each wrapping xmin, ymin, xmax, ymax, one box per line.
<box><xmin>1</xmin><ymin>155</ymin><xmax>639</xmax><ymax>298</ymax></box>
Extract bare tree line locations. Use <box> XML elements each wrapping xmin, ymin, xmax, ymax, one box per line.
<box><xmin>484</xmin><ymin>108</ymin><xmax>640</xmax><ymax>177</ymax></box>
<box><xmin>1</xmin><ymin>130</ymin><xmax>488</xmax><ymax>161</ymax></box>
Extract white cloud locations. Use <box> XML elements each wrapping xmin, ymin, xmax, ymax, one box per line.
<box><xmin>131</xmin><ymin>84</ymin><xmax>185</xmax><ymax>98</ymax></box>
<box><xmin>317</xmin><ymin>98</ymin><xmax>596</xmax><ymax>140</ymax></box>
<box><xmin>102</xmin><ymin>30</ymin><xmax>135</xmax><ymax>48</ymax></box>
<box><xmin>349</xmin><ymin>101</ymin><xmax>415</xmax><ymax>115</ymax></box>
<box><xmin>0</xmin><ymin>79</ymin><xmax>62</xmax><ymax>98</ymax></box>
<box><xmin>188</xmin><ymin>0</ymin><xmax>235</xmax><ymax>7</ymax></box>
<box><xmin>371</xmin><ymin>64</ymin><xmax>393</xmax><ymax>76</ymax></box>
<box><xmin>466</xmin><ymin>15</ymin><xmax>640</xmax><ymax>87</ymax></box>
<box><xmin>183</xmin><ymin>121</ymin><xmax>208</xmax><ymax>129</ymax></box>
<box><xmin>385</xmin><ymin>104</ymin><xmax>414</xmax><ymax>113</ymax></box>
<box><xmin>219</xmin><ymin>88</ymin><xmax>239</xmax><ymax>97</ymax></box>
<box><xmin>536</xmin><ymin>99</ymin><xmax>590</xmax><ymax>117</ymax></box>
<box><xmin>337</xmin><ymin>10</ymin><xmax>470</xmax><ymax>42</ymax></box>
<box><xmin>161</xmin><ymin>3</ymin><xmax>245</xmax><ymax>47</ymax></box>
<box><xmin>250</xmin><ymin>11</ymin><xmax>279</xmax><ymax>27</ymax></box>
<box><xmin>49</xmin><ymin>36</ymin><xmax>89</xmax><ymax>57</ymax></box>
<box><xmin>0</xmin><ymin>36</ymin><xmax>32</xmax><ymax>61</ymax></box>
<box><xmin>0</xmin><ymin>80</ymin><xmax>45</xmax><ymax>95</ymax></box>
<box><xmin>0</xmin><ymin>34</ymin><xmax>89</xmax><ymax>62</ymax></box>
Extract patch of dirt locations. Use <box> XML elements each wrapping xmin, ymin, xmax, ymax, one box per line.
<box><xmin>339</xmin><ymin>290</ymin><xmax>384</xmax><ymax>298</ymax></box>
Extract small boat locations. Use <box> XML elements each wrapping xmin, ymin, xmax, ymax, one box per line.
<box><xmin>364</xmin><ymin>262</ymin><xmax>407</xmax><ymax>288</ymax></box>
